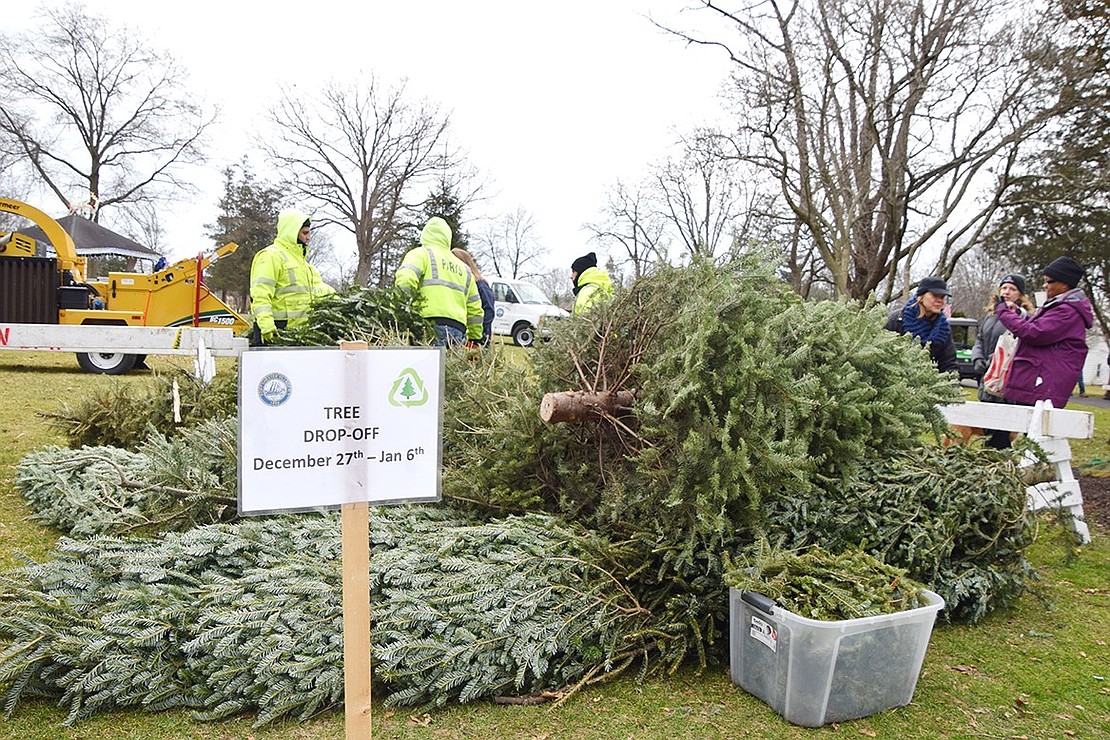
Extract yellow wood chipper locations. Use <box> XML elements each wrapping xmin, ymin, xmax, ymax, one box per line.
<box><xmin>0</xmin><ymin>197</ymin><xmax>249</xmax><ymax>374</ymax></box>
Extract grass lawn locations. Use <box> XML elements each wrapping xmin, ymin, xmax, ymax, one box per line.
<box><xmin>0</xmin><ymin>350</ymin><xmax>1107</xmax><ymax>739</ymax></box>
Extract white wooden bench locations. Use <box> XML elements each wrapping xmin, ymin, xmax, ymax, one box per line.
<box><xmin>939</xmin><ymin>400</ymin><xmax>1095</xmax><ymax>544</ymax></box>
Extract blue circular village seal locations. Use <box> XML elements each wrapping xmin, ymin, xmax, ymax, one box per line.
<box><xmin>257</xmin><ymin>372</ymin><xmax>292</xmax><ymax>407</ymax></box>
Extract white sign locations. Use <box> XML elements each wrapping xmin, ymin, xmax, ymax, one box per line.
<box><xmin>238</xmin><ymin>347</ymin><xmax>443</xmax><ymax>514</ymax></box>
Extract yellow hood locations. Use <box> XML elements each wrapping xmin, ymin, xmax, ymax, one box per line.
<box><xmin>275</xmin><ymin>209</ymin><xmax>310</xmax><ymax>250</ymax></box>
<box><xmin>419</xmin><ymin>217</ymin><xmax>452</xmax><ymax>251</ymax></box>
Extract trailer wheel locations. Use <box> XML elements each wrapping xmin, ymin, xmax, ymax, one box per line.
<box><xmin>76</xmin><ymin>352</ymin><xmax>138</xmax><ymax>375</ymax></box>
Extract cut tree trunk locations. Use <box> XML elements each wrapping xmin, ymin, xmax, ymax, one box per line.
<box><xmin>540</xmin><ymin>390</ymin><xmax>636</xmax><ymax>423</ymax></box>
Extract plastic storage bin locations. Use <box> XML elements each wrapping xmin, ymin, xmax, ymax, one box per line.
<box><xmin>729</xmin><ymin>587</ymin><xmax>944</xmax><ymax>727</ymax></box>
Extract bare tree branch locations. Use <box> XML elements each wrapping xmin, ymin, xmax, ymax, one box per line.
<box><xmin>0</xmin><ymin>5</ymin><xmax>213</xmax><ymax>226</ymax></box>
<box><xmin>262</xmin><ymin>74</ymin><xmax>454</xmax><ymax>286</ymax></box>
<box><xmin>470</xmin><ymin>207</ymin><xmax>546</xmax><ymax>279</ymax></box>
<box><xmin>584</xmin><ymin>179</ymin><xmax>667</xmax><ymax>280</ymax></box>
<box><xmin>667</xmin><ymin>0</ymin><xmax>1074</xmax><ymax>301</ymax></box>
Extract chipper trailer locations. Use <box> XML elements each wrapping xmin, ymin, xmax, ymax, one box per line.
<box><xmin>0</xmin><ymin>197</ymin><xmax>249</xmax><ymax>376</ymax></box>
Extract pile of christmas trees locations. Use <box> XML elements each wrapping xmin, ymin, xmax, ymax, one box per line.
<box><xmin>0</xmin><ymin>261</ymin><xmax>1038</xmax><ymax>725</ymax></box>
<box><xmin>443</xmin><ymin>257</ymin><xmax>1032</xmax><ymax>635</ymax></box>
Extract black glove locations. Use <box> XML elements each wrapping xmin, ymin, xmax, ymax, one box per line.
<box><xmin>973</xmin><ymin>358</ymin><xmax>988</xmax><ymax>376</ymax></box>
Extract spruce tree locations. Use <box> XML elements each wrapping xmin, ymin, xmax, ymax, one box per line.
<box><xmin>204</xmin><ymin>160</ymin><xmax>286</xmax><ymax>306</ymax></box>
<box><xmin>417</xmin><ymin>176</ymin><xmax>469</xmax><ymax>250</ymax></box>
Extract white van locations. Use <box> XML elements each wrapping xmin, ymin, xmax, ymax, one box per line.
<box><xmin>488</xmin><ymin>276</ymin><xmax>569</xmax><ymax>347</ymax></box>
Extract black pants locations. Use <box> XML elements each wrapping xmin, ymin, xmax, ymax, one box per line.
<box><xmin>984</xmin><ymin>427</ymin><xmax>1012</xmax><ymax>449</ymax></box>
<box><xmin>250</xmin><ymin>320</ymin><xmax>287</xmax><ymax>347</ymax></box>
<box><xmin>979</xmin><ymin>392</ymin><xmax>1019</xmax><ymax>449</ymax></box>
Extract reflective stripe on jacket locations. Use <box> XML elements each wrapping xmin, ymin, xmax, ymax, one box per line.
<box><xmin>394</xmin><ymin>218</ymin><xmax>482</xmax><ymax>340</ymax></box>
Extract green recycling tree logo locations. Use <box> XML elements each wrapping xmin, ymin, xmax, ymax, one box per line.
<box><xmin>389</xmin><ymin>367</ymin><xmax>429</xmax><ymax>407</ymax></box>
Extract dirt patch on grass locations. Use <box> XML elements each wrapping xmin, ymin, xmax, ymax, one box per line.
<box><xmin>1078</xmin><ymin>476</ymin><xmax>1110</xmax><ymax>531</ymax></box>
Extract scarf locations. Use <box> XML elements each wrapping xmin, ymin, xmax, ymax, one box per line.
<box><xmin>900</xmin><ymin>297</ymin><xmax>950</xmax><ymax>347</ymax></box>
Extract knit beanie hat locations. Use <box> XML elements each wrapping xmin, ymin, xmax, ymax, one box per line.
<box><xmin>999</xmin><ymin>273</ymin><xmax>1026</xmax><ymax>295</ymax></box>
<box><xmin>571</xmin><ymin>252</ymin><xmax>597</xmax><ymax>274</ymax></box>
<box><xmin>1043</xmin><ymin>256</ymin><xmax>1084</xmax><ymax>288</ymax></box>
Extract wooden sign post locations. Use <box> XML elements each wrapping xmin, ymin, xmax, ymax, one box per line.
<box><xmin>238</xmin><ymin>341</ymin><xmax>444</xmax><ymax>739</ymax></box>
<box><xmin>341</xmin><ymin>338</ymin><xmax>372</xmax><ymax>739</ymax></box>
<box><xmin>342</xmin><ymin>499</ymin><xmax>372</xmax><ymax>737</ymax></box>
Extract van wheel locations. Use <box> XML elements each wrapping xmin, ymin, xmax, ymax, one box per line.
<box><xmin>512</xmin><ymin>323</ymin><xmax>536</xmax><ymax>348</ymax></box>
<box><xmin>76</xmin><ymin>352</ymin><xmax>138</xmax><ymax>375</ymax></box>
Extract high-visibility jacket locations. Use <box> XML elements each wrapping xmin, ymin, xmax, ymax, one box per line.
<box><xmin>249</xmin><ymin>209</ymin><xmax>334</xmax><ymax>335</ymax></box>
<box><xmin>395</xmin><ymin>218</ymin><xmax>483</xmax><ymax>340</ymax></box>
<box><xmin>573</xmin><ymin>266</ymin><xmax>615</xmax><ymax>316</ymax></box>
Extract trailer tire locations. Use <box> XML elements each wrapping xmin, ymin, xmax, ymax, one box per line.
<box><xmin>76</xmin><ymin>352</ymin><xmax>138</xmax><ymax>375</ymax></box>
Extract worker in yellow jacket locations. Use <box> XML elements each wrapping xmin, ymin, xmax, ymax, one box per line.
<box><xmin>395</xmin><ymin>217</ymin><xmax>484</xmax><ymax>346</ymax></box>
<box><xmin>571</xmin><ymin>251</ymin><xmax>615</xmax><ymax>315</ymax></box>
<box><xmin>249</xmin><ymin>209</ymin><xmax>334</xmax><ymax>345</ymax></box>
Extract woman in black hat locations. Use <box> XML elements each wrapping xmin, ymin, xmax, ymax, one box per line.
<box><xmin>969</xmin><ymin>274</ymin><xmax>1034</xmax><ymax>448</ymax></box>
<box><xmin>884</xmin><ymin>276</ymin><xmax>958</xmax><ymax>373</ymax></box>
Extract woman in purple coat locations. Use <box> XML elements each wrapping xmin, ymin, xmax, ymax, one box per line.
<box><xmin>994</xmin><ymin>256</ymin><xmax>1093</xmax><ymax>409</ymax></box>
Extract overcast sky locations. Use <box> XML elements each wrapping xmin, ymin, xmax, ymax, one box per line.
<box><xmin>9</xmin><ymin>1</ymin><xmax>731</xmax><ymax>277</ymax></box>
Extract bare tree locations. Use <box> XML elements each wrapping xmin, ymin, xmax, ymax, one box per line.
<box><xmin>528</xmin><ymin>267</ymin><xmax>575</xmax><ymax>310</ymax></box>
<box><xmin>262</xmin><ymin>74</ymin><xmax>455</xmax><ymax>286</ymax></box>
<box><xmin>589</xmin><ymin>131</ymin><xmax>778</xmax><ymax>276</ymax></box>
<box><xmin>0</xmin><ymin>146</ymin><xmax>32</xmax><ymax>201</ymax></box>
<box><xmin>123</xmin><ymin>202</ymin><xmax>168</xmax><ymax>254</ymax></box>
<box><xmin>0</xmin><ymin>5</ymin><xmax>212</xmax><ymax>225</ymax></box>
<box><xmin>773</xmin><ymin>217</ymin><xmax>830</xmax><ymax>298</ymax></box>
<box><xmin>586</xmin><ymin>179</ymin><xmax>668</xmax><ymax>280</ymax></box>
<box><xmin>981</xmin><ymin>0</ymin><xmax>1110</xmax><ymax>340</ymax></box>
<box><xmin>302</xmin><ymin>230</ymin><xmax>358</xmax><ymax>290</ymax></box>
<box><xmin>471</xmin><ymin>207</ymin><xmax>546</xmax><ymax>279</ymax></box>
<box><xmin>947</xmin><ymin>246</ymin><xmax>1018</xmax><ymax>319</ymax></box>
<box><xmin>651</xmin><ymin>131</ymin><xmax>767</xmax><ymax>262</ymax></box>
<box><xmin>0</xmin><ymin>149</ymin><xmax>33</xmax><ymax>233</ymax></box>
<box><xmin>675</xmin><ymin>0</ymin><xmax>1074</xmax><ymax>301</ymax></box>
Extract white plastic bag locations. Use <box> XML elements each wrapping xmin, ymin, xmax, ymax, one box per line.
<box><xmin>982</xmin><ymin>332</ymin><xmax>1017</xmax><ymax>397</ymax></box>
